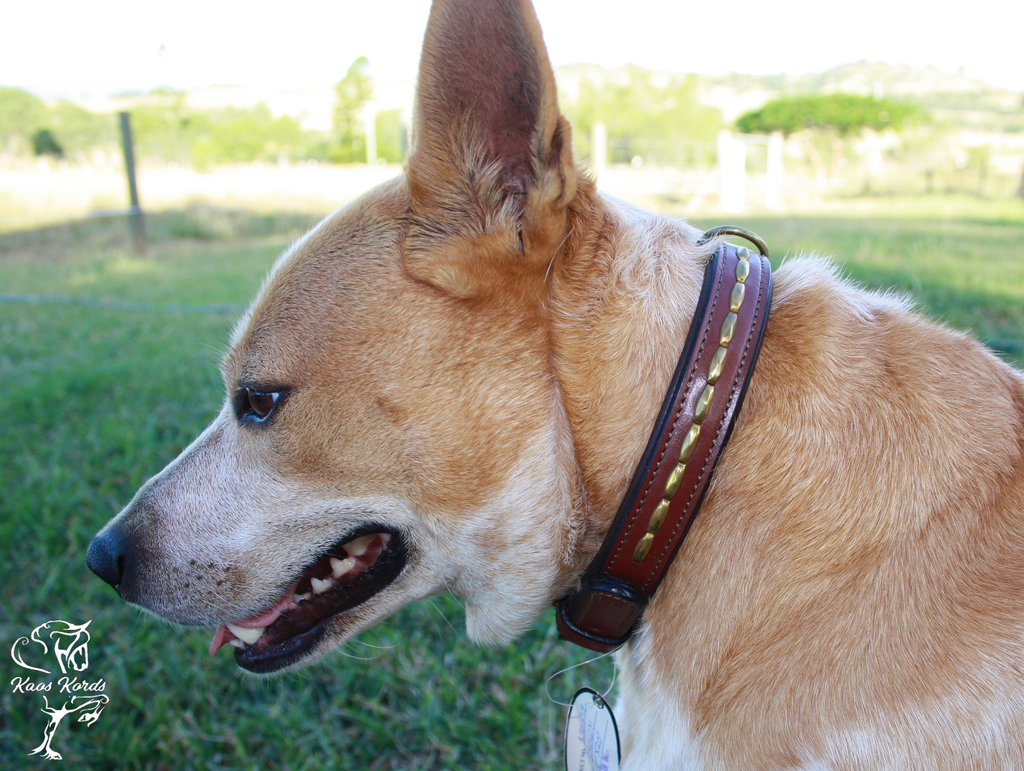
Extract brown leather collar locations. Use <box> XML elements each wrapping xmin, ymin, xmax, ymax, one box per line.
<box><xmin>557</xmin><ymin>228</ymin><xmax>773</xmax><ymax>652</ymax></box>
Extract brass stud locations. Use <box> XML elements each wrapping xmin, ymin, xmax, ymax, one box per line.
<box><xmin>694</xmin><ymin>384</ymin><xmax>714</xmax><ymax>423</ymax></box>
<box><xmin>648</xmin><ymin>500</ymin><xmax>670</xmax><ymax>533</ymax></box>
<box><xmin>736</xmin><ymin>246</ymin><xmax>750</xmax><ymax>260</ymax></box>
<box><xmin>735</xmin><ymin>260</ymin><xmax>750</xmax><ymax>283</ymax></box>
<box><xmin>679</xmin><ymin>424</ymin><xmax>701</xmax><ymax>462</ymax></box>
<box><xmin>707</xmin><ymin>347</ymin><xmax>727</xmax><ymax>385</ymax></box>
<box><xmin>633</xmin><ymin>533</ymin><xmax>655</xmax><ymax>562</ymax></box>
<box><xmin>730</xmin><ymin>283</ymin><xmax>745</xmax><ymax>313</ymax></box>
<box><xmin>720</xmin><ymin>312</ymin><xmax>738</xmax><ymax>346</ymax></box>
<box><xmin>664</xmin><ymin>463</ymin><xmax>686</xmax><ymax>498</ymax></box>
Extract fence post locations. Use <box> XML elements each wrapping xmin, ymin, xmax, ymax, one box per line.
<box><xmin>865</xmin><ymin>130</ymin><xmax>884</xmax><ymax>194</ymax></box>
<box><xmin>718</xmin><ymin>130</ymin><xmax>746</xmax><ymax>213</ymax></box>
<box><xmin>766</xmin><ymin>132</ymin><xmax>784</xmax><ymax>210</ymax></box>
<box><xmin>118</xmin><ymin>112</ymin><xmax>145</xmax><ymax>253</ymax></box>
<box><xmin>364</xmin><ymin>104</ymin><xmax>378</xmax><ymax>166</ymax></box>
<box><xmin>591</xmin><ymin>121</ymin><xmax>607</xmax><ymax>181</ymax></box>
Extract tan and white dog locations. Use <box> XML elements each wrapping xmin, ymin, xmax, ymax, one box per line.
<box><xmin>87</xmin><ymin>0</ymin><xmax>1024</xmax><ymax>767</ymax></box>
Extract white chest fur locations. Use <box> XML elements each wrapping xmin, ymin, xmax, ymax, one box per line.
<box><xmin>616</xmin><ymin>630</ymin><xmax>706</xmax><ymax>771</ymax></box>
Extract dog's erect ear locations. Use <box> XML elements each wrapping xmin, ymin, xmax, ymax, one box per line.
<box><xmin>404</xmin><ymin>0</ymin><xmax>577</xmax><ymax>297</ymax></box>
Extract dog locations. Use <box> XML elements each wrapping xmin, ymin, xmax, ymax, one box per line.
<box><xmin>86</xmin><ymin>0</ymin><xmax>1024</xmax><ymax>767</ymax></box>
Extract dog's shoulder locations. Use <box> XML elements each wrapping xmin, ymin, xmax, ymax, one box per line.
<box><xmin>641</xmin><ymin>253</ymin><xmax>1024</xmax><ymax>769</ymax></box>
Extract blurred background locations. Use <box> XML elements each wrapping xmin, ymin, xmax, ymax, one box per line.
<box><xmin>4</xmin><ymin>22</ymin><xmax>1024</xmax><ymax>223</ymax></box>
<box><xmin>2</xmin><ymin>1</ymin><xmax>1023</xmax><ymax>768</ymax></box>
<box><xmin>2</xmin><ymin>0</ymin><xmax>1024</xmax><ymax>226</ymax></box>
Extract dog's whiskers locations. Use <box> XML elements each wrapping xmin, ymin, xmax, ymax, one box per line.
<box><xmin>347</xmin><ymin>639</ymin><xmax>400</xmax><ymax>650</ymax></box>
<box><xmin>333</xmin><ymin>647</ymin><xmax>386</xmax><ymax>662</ymax></box>
<box><xmin>426</xmin><ymin>598</ymin><xmax>460</xmax><ymax>636</ymax></box>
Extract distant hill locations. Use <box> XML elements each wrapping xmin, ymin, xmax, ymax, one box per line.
<box><xmin>63</xmin><ymin>60</ymin><xmax>1024</xmax><ymax>136</ymax></box>
<box><xmin>556</xmin><ymin>61</ymin><xmax>1024</xmax><ymax>131</ymax></box>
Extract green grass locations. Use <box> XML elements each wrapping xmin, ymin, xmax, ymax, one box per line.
<box><xmin>690</xmin><ymin>203</ymin><xmax>1024</xmax><ymax>362</ymax></box>
<box><xmin>0</xmin><ymin>208</ymin><xmax>610</xmax><ymax>771</ymax></box>
<box><xmin>2</xmin><ymin>202</ymin><xmax>1022</xmax><ymax>770</ymax></box>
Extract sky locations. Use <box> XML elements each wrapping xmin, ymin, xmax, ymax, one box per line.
<box><xmin>2</xmin><ymin>0</ymin><xmax>1023</xmax><ymax>99</ymax></box>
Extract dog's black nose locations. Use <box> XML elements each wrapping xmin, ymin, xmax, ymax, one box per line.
<box><xmin>86</xmin><ymin>529</ymin><xmax>126</xmax><ymax>588</ymax></box>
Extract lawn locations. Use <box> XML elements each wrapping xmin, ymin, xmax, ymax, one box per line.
<box><xmin>1</xmin><ymin>201</ymin><xmax>1022</xmax><ymax>770</ymax></box>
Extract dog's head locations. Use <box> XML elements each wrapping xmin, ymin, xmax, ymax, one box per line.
<box><xmin>86</xmin><ymin>0</ymin><xmax>592</xmax><ymax>673</ymax></box>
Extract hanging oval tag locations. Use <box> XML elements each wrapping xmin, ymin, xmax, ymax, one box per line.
<box><xmin>564</xmin><ymin>687</ymin><xmax>621</xmax><ymax>771</ymax></box>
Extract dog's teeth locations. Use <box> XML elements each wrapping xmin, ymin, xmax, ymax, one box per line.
<box><xmin>330</xmin><ymin>556</ymin><xmax>357</xmax><ymax>578</ymax></box>
<box><xmin>294</xmin><ymin>591</ymin><xmax>313</xmax><ymax>603</ymax></box>
<box><xmin>379</xmin><ymin>533</ymin><xmax>391</xmax><ymax>547</ymax></box>
<box><xmin>229</xmin><ymin>639</ymin><xmax>245</xmax><ymax>649</ymax></box>
<box><xmin>311</xmin><ymin>576</ymin><xmax>333</xmax><ymax>595</ymax></box>
<box><xmin>344</xmin><ymin>535</ymin><xmax>374</xmax><ymax>556</ymax></box>
<box><xmin>226</xmin><ymin>623</ymin><xmax>265</xmax><ymax>645</ymax></box>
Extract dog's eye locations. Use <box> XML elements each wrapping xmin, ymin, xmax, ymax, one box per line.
<box><xmin>238</xmin><ymin>387</ymin><xmax>282</xmax><ymax>425</ymax></box>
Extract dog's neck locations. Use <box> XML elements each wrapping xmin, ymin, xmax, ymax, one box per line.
<box><xmin>548</xmin><ymin>181</ymin><xmax>714</xmax><ymax>569</ymax></box>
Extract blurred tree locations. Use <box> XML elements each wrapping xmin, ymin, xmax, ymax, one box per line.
<box><xmin>964</xmin><ymin>145</ymin><xmax>991</xmax><ymax>197</ymax></box>
<box><xmin>130</xmin><ymin>90</ymin><xmax>198</xmax><ymax>164</ymax></box>
<box><xmin>0</xmin><ymin>86</ymin><xmax>342</xmax><ymax>168</ymax></box>
<box><xmin>49</xmin><ymin>101</ymin><xmax>118</xmax><ymax>159</ymax></box>
<box><xmin>736</xmin><ymin>93</ymin><xmax>921</xmax><ymax>136</ymax></box>
<box><xmin>375</xmin><ymin>109</ymin><xmax>405</xmax><ymax>164</ymax></box>
<box><xmin>128</xmin><ymin>92</ymin><xmax>311</xmax><ymax>168</ymax></box>
<box><xmin>0</xmin><ymin>87</ymin><xmax>48</xmax><ymax>153</ymax></box>
<box><xmin>562</xmin><ymin>67</ymin><xmax>722</xmax><ymax>166</ymax></box>
<box><xmin>31</xmin><ymin>128</ymin><xmax>63</xmax><ymax>157</ymax></box>
<box><xmin>189</xmin><ymin>104</ymin><xmax>305</xmax><ymax>169</ymax></box>
<box><xmin>331</xmin><ymin>56</ymin><xmax>373</xmax><ymax>163</ymax></box>
<box><xmin>737</xmin><ymin>93</ymin><xmax>923</xmax><ymax>187</ymax></box>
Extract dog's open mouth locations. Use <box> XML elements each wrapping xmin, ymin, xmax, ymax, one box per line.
<box><xmin>209</xmin><ymin>527</ymin><xmax>407</xmax><ymax>673</ymax></box>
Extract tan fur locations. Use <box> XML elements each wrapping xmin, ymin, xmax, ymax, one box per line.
<box><xmin>92</xmin><ymin>0</ymin><xmax>1024</xmax><ymax>767</ymax></box>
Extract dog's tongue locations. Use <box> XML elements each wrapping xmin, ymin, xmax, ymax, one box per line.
<box><xmin>208</xmin><ymin>626</ymin><xmax>233</xmax><ymax>657</ymax></box>
<box><xmin>208</xmin><ymin>582</ymin><xmax>298</xmax><ymax>657</ymax></box>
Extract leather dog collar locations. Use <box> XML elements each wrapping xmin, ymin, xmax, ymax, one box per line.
<box><xmin>557</xmin><ymin>227</ymin><xmax>773</xmax><ymax>652</ymax></box>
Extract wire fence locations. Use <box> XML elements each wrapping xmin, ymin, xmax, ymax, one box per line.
<box><xmin>6</xmin><ymin>125</ymin><xmax>1024</xmax><ymax>233</ymax></box>
<box><xmin>596</xmin><ymin>128</ymin><xmax>1024</xmax><ymax>211</ymax></box>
